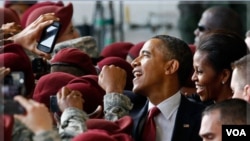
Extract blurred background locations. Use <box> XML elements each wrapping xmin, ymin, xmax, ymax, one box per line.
<box><xmin>2</xmin><ymin>0</ymin><xmax>250</xmax><ymax>50</ymax></box>
<box><xmin>50</xmin><ymin>0</ymin><xmax>180</xmax><ymax>45</ymax></box>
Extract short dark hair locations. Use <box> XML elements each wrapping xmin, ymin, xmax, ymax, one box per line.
<box><xmin>207</xmin><ymin>6</ymin><xmax>244</xmax><ymax>38</ymax></box>
<box><xmin>50</xmin><ymin>65</ymin><xmax>87</xmax><ymax>76</ymax></box>
<box><xmin>202</xmin><ymin>98</ymin><xmax>249</xmax><ymax>125</ymax></box>
<box><xmin>152</xmin><ymin>35</ymin><xmax>193</xmax><ymax>86</ymax></box>
<box><xmin>197</xmin><ymin>30</ymin><xmax>248</xmax><ymax>73</ymax></box>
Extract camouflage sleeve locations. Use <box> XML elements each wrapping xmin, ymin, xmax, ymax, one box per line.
<box><xmin>33</xmin><ymin>130</ymin><xmax>61</xmax><ymax>141</ymax></box>
<box><xmin>12</xmin><ymin>119</ymin><xmax>34</xmax><ymax>141</ymax></box>
<box><xmin>104</xmin><ymin>93</ymin><xmax>133</xmax><ymax>121</ymax></box>
<box><xmin>12</xmin><ymin>118</ymin><xmax>63</xmax><ymax>141</ymax></box>
<box><xmin>59</xmin><ymin>107</ymin><xmax>88</xmax><ymax>139</ymax></box>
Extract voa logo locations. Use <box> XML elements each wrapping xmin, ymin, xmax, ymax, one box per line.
<box><xmin>226</xmin><ymin>129</ymin><xmax>247</xmax><ymax>136</ymax></box>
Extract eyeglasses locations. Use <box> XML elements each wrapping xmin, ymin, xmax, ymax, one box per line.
<box><xmin>197</xmin><ymin>25</ymin><xmax>210</xmax><ymax>32</ymax></box>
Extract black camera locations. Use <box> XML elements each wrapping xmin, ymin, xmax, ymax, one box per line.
<box><xmin>32</xmin><ymin>57</ymin><xmax>50</xmax><ymax>79</ymax></box>
<box><xmin>50</xmin><ymin>95</ymin><xmax>60</xmax><ymax>113</ymax></box>
<box><xmin>1</xmin><ymin>71</ymin><xmax>26</xmax><ymax>114</ymax></box>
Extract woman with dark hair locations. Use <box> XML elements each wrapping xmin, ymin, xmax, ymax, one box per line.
<box><xmin>191</xmin><ymin>29</ymin><xmax>248</xmax><ymax>104</ymax></box>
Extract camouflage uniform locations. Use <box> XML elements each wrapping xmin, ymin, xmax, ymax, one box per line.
<box><xmin>104</xmin><ymin>93</ymin><xmax>133</xmax><ymax>121</ymax></box>
<box><xmin>12</xmin><ymin>107</ymin><xmax>88</xmax><ymax>141</ymax></box>
<box><xmin>11</xmin><ymin>95</ymin><xmax>132</xmax><ymax>141</ymax></box>
<box><xmin>52</xmin><ymin>36</ymin><xmax>99</xmax><ymax>59</ymax></box>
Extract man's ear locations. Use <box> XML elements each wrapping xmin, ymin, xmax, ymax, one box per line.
<box><xmin>165</xmin><ymin>59</ymin><xmax>179</xmax><ymax>75</ymax></box>
<box><xmin>243</xmin><ymin>84</ymin><xmax>250</xmax><ymax>102</ymax></box>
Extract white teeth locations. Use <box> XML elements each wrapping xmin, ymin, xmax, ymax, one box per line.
<box><xmin>195</xmin><ymin>85</ymin><xmax>204</xmax><ymax>89</ymax></box>
<box><xmin>134</xmin><ymin>71</ymin><xmax>142</xmax><ymax>77</ymax></box>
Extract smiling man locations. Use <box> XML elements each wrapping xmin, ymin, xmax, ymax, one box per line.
<box><xmin>98</xmin><ymin>35</ymin><xmax>205</xmax><ymax>141</ymax></box>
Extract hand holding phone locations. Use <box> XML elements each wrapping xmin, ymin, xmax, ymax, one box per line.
<box><xmin>37</xmin><ymin>21</ymin><xmax>61</xmax><ymax>53</ymax></box>
<box><xmin>13</xmin><ymin>96</ymin><xmax>53</xmax><ymax>134</ymax></box>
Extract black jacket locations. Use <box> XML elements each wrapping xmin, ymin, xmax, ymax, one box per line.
<box><xmin>130</xmin><ymin>95</ymin><xmax>205</xmax><ymax>141</ymax></box>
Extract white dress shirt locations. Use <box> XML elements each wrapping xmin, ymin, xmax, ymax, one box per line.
<box><xmin>148</xmin><ymin>91</ymin><xmax>181</xmax><ymax>141</ymax></box>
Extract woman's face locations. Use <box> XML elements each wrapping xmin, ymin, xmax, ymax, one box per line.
<box><xmin>192</xmin><ymin>50</ymin><xmax>224</xmax><ymax>102</ymax></box>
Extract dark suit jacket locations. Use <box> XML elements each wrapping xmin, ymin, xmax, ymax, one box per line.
<box><xmin>130</xmin><ymin>94</ymin><xmax>205</xmax><ymax>141</ymax></box>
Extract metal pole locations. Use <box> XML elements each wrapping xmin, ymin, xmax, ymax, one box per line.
<box><xmin>119</xmin><ymin>1</ymin><xmax>124</xmax><ymax>41</ymax></box>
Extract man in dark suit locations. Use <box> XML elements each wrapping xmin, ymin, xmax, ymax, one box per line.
<box><xmin>98</xmin><ymin>35</ymin><xmax>205</xmax><ymax>141</ymax></box>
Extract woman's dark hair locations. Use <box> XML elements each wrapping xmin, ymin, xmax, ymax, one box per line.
<box><xmin>197</xmin><ymin>29</ymin><xmax>248</xmax><ymax>73</ymax></box>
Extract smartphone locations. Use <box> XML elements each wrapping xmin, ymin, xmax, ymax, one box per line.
<box><xmin>50</xmin><ymin>95</ymin><xmax>60</xmax><ymax>113</ymax></box>
<box><xmin>37</xmin><ymin>21</ymin><xmax>61</xmax><ymax>53</ymax></box>
<box><xmin>1</xmin><ymin>71</ymin><xmax>26</xmax><ymax>114</ymax></box>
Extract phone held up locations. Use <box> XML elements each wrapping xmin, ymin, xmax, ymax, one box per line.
<box><xmin>1</xmin><ymin>71</ymin><xmax>26</xmax><ymax>115</ymax></box>
<box><xmin>37</xmin><ymin>21</ymin><xmax>61</xmax><ymax>53</ymax></box>
<box><xmin>50</xmin><ymin>95</ymin><xmax>60</xmax><ymax>113</ymax></box>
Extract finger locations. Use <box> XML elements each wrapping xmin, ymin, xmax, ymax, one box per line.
<box><xmin>57</xmin><ymin>89</ymin><xmax>62</xmax><ymax>100</ymax></box>
<box><xmin>100</xmin><ymin>65</ymin><xmax>110</xmax><ymax>75</ymax></box>
<box><xmin>34</xmin><ymin>19</ymin><xmax>56</xmax><ymax>40</ymax></box>
<box><xmin>70</xmin><ymin>90</ymin><xmax>82</xmax><ymax>97</ymax></box>
<box><xmin>61</xmin><ymin>86</ymin><xmax>70</xmax><ymax>99</ymax></box>
<box><xmin>33</xmin><ymin>13</ymin><xmax>58</xmax><ymax>25</ymax></box>
<box><xmin>14</xmin><ymin>114</ymin><xmax>25</xmax><ymax>122</ymax></box>
<box><xmin>34</xmin><ymin>49</ymin><xmax>51</xmax><ymax>60</ymax></box>
<box><xmin>28</xmin><ymin>99</ymin><xmax>42</xmax><ymax>107</ymax></box>
<box><xmin>69</xmin><ymin>90</ymin><xmax>82</xmax><ymax>98</ymax></box>
<box><xmin>0</xmin><ymin>67</ymin><xmax>10</xmax><ymax>79</ymax></box>
<box><xmin>13</xmin><ymin>96</ymin><xmax>31</xmax><ymax>109</ymax></box>
<box><xmin>67</xmin><ymin>93</ymin><xmax>78</xmax><ymax>99</ymax></box>
<box><xmin>1</xmin><ymin>67</ymin><xmax>10</xmax><ymax>73</ymax></box>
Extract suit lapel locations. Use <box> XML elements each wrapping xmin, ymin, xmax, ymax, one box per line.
<box><xmin>131</xmin><ymin>100</ymin><xmax>149</xmax><ymax>141</ymax></box>
<box><xmin>171</xmin><ymin>95</ymin><xmax>203</xmax><ymax>141</ymax></box>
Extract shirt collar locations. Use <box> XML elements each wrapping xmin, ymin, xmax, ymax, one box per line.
<box><xmin>148</xmin><ymin>91</ymin><xmax>181</xmax><ymax>119</ymax></box>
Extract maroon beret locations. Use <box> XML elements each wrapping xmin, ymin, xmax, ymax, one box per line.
<box><xmin>20</xmin><ymin>1</ymin><xmax>63</xmax><ymax>28</ymax></box>
<box><xmin>66</xmin><ymin>75</ymin><xmax>105</xmax><ymax>115</ymax></box>
<box><xmin>86</xmin><ymin>116</ymin><xmax>133</xmax><ymax>135</ymax></box>
<box><xmin>24</xmin><ymin>2</ymin><xmax>72</xmax><ymax>37</ymax></box>
<box><xmin>72</xmin><ymin>130</ymin><xmax>116</xmax><ymax>141</ymax></box>
<box><xmin>72</xmin><ymin>129</ymin><xmax>134</xmax><ymax>141</ymax></box>
<box><xmin>50</xmin><ymin>48</ymin><xmax>97</xmax><ymax>75</ymax></box>
<box><xmin>73</xmin><ymin>116</ymin><xmax>134</xmax><ymax>141</ymax></box>
<box><xmin>127</xmin><ymin>41</ymin><xmax>145</xmax><ymax>60</ymax></box>
<box><xmin>0</xmin><ymin>43</ymin><xmax>35</xmax><ymax>97</ymax></box>
<box><xmin>97</xmin><ymin>56</ymin><xmax>134</xmax><ymax>91</ymax></box>
<box><xmin>33</xmin><ymin>72</ymin><xmax>76</xmax><ymax>109</ymax></box>
<box><xmin>0</xmin><ymin>7</ymin><xmax>21</xmax><ymax>25</ymax></box>
<box><xmin>101</xmin><ymin>42</ymin><xmax>134</xmax><ymax>59</ymax></box>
